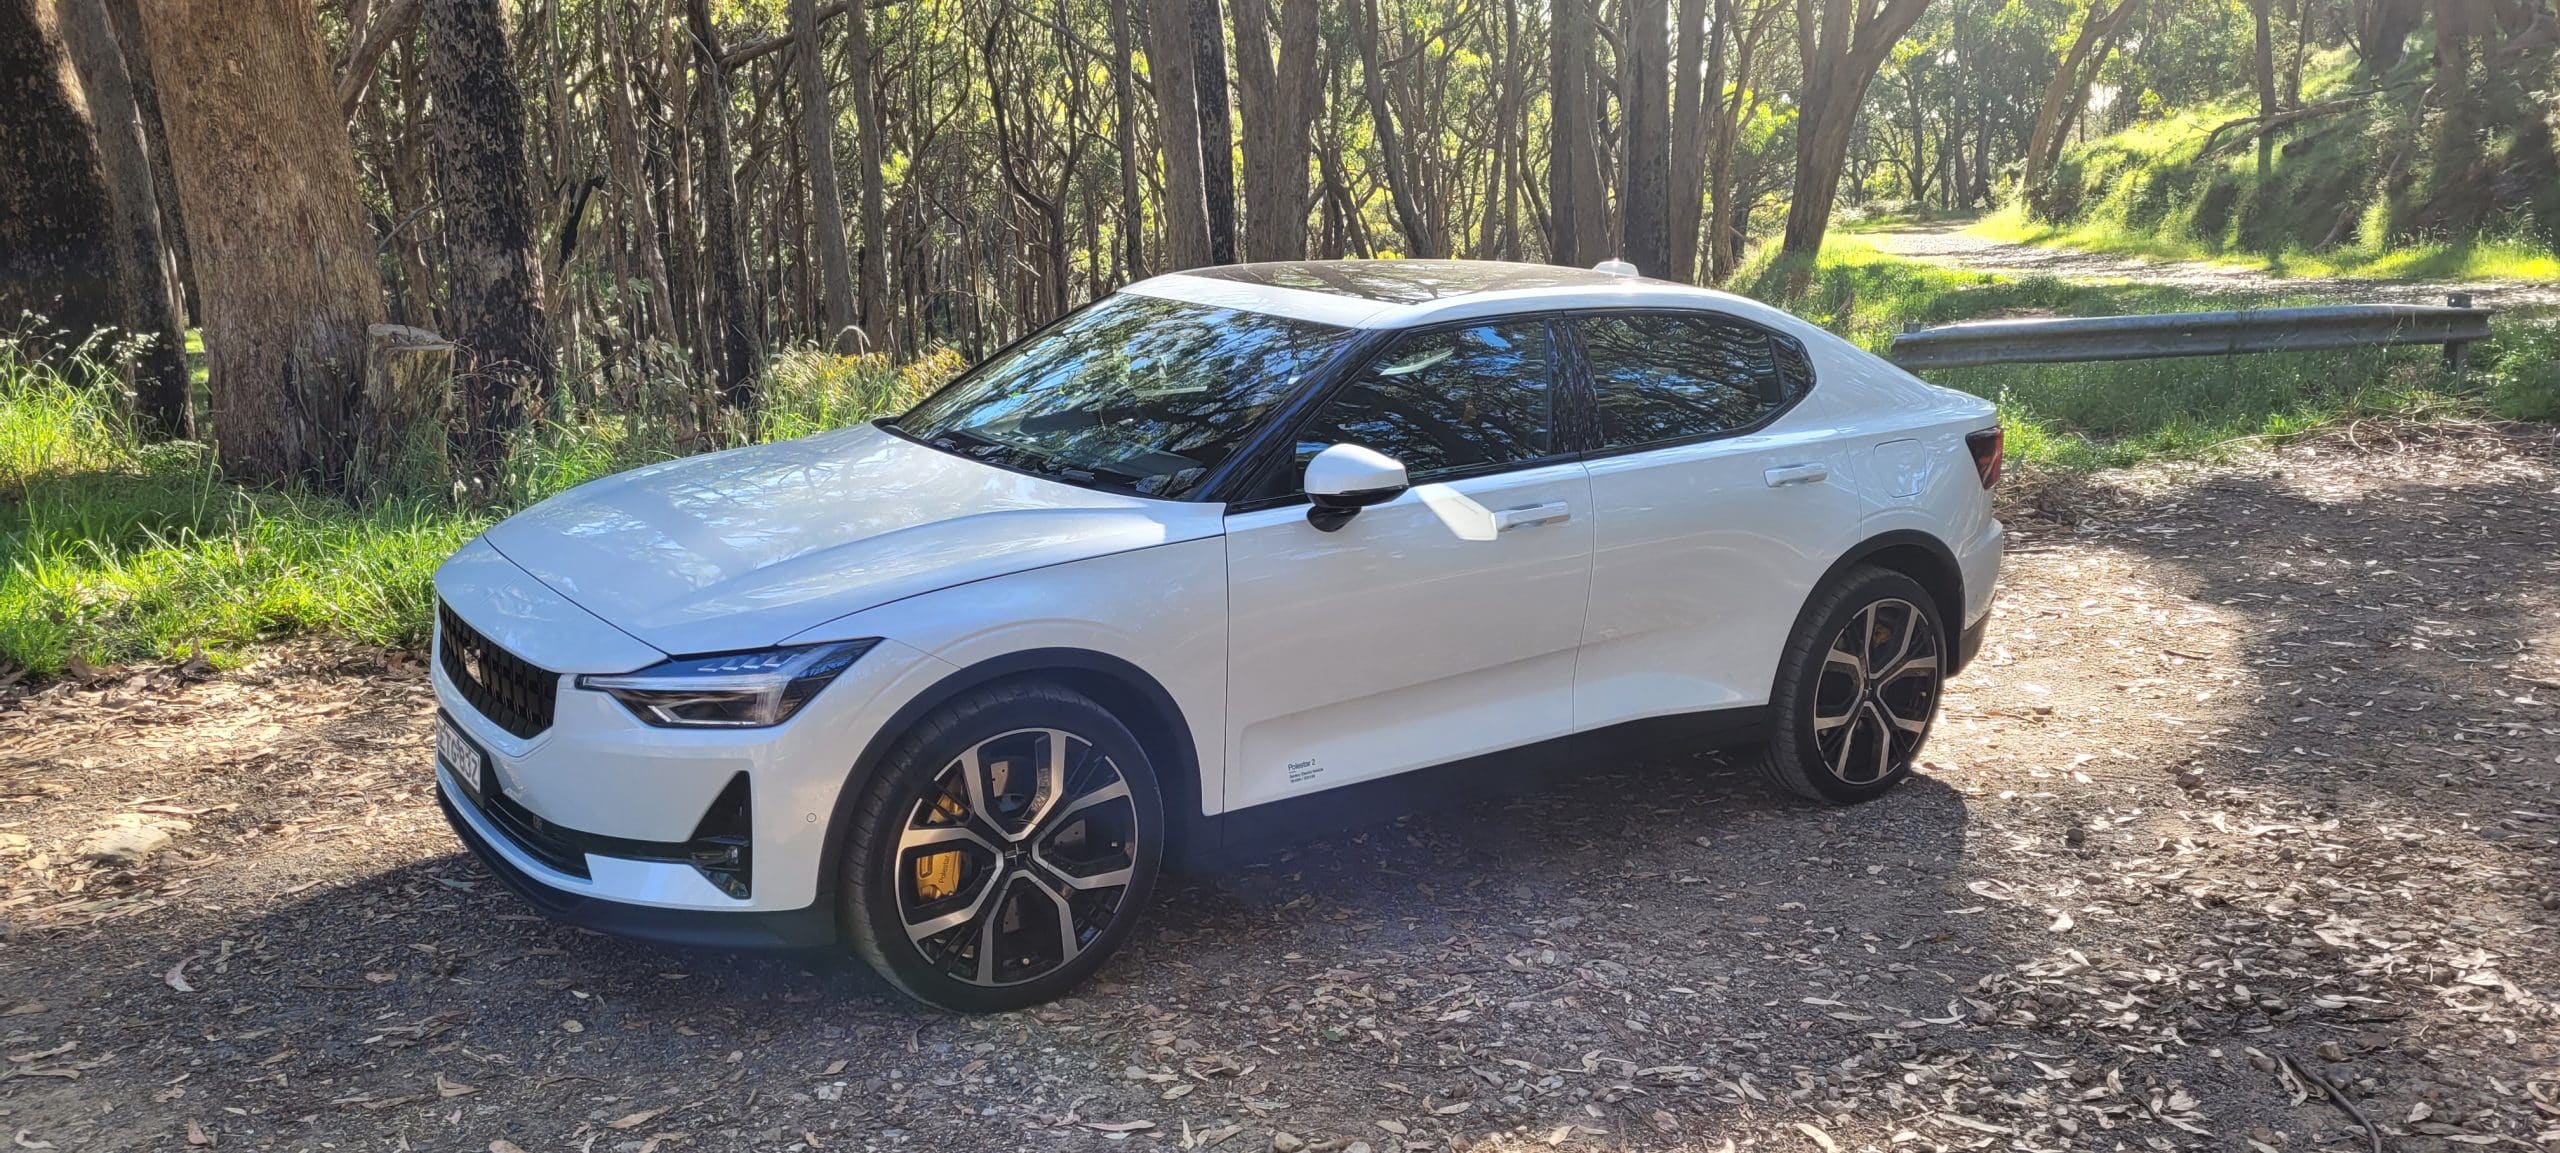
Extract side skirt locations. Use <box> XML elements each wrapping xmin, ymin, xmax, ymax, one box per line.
<box><xmin>1168</xmin><ymin>706</ymin><xmax>1767</xmax><ymax>869</ymax></box>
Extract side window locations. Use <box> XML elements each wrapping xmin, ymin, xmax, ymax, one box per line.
<box><xmin>1575</xmin><ymin>313</ymin><xmax>1808</xmax><ymax>450</ymax></box>
<box><xmin>1291</xmin><ymin>321</ymin><xmax>1555</xmax><ymax>483</ymax></box>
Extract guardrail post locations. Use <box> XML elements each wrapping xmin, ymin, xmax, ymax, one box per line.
<box><xmin>2445</xmin><ymin>293</ymin><xmax>2473</xmax><ymax>372</ymax></box>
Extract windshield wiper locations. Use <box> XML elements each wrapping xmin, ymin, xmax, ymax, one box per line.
<box><xmin>924</xmin><ymin>426</ymin><xmax>1010</xmax><ymax>459</ymax></box>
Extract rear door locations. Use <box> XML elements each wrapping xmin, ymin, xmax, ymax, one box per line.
<box><xmin>1222</xmin><ymin>319</ymin><xmax>1594</xmax><ymax>810</ymax></box>
<box><xmin>1564</xmin><ymin>311</ymin><xmax>1861</xmax><ymax>729</ymax></box>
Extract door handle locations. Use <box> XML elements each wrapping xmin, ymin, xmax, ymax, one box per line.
<box><xmin>1492</xmin><ymin>501</ymin><xmax>1572</xmax><ymax>531</ymax></box>
<box><xmin>1763</xmin><ymin>462</ymin><xmax>1829</xmax><ymax>488</ymax></box>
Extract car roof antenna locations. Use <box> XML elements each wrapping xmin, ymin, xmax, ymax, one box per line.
<box><xmin>1592</xmin><ymin>259</ymin><xmax>1639</xmax><ymax>277</ymax></box>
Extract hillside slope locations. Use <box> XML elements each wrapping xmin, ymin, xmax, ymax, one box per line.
<box><xmin>2000</xmin><ymin>64</ymin><xmax>2560</xmax><ymax>283</ymax></box>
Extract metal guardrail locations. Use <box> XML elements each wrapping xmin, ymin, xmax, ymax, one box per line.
<box><xmin>1888</xmin><ymin>293</ymin><xmax>2492</xmax><ymax>372</ymax></box>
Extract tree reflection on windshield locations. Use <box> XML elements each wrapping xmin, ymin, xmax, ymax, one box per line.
<box><xmin>892</xmin><ymin>295</ymin><xmax>1349</xmax><ymax>498</ymax></box>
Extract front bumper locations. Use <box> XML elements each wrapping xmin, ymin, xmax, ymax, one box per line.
<box><xmin>432</xmin><ymin>626</ymin><xmax>954</xmax><ymax>922</ymax></box>
<box><xmin>430</xmin><ymin>540</ymin><xmax>963</xmax><ymax>938</ymax></box>
<box><xmin>439</xmin><ymin>782</ymin><xmax>838</xmax><ymax>949</ymax></box>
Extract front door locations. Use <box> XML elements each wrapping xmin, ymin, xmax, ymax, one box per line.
<box><xmin>1223</xmin><ymin>320</ymin><xmax>1594</xmax><ymax>811</ymax></box>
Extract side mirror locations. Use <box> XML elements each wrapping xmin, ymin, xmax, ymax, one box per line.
<box><xmin>1303</xmin><ymin>443</ymin><xmax>1409</xmax><ymax>532</ymax></box>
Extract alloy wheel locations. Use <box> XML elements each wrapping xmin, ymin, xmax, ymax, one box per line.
<box><xmin>1810</xmin><ymin>597</ymin><xmax>1941</xmax><ymax>786</ymax></box>
<box><xmin>893</xmin><ymin>728</ymin><xmax>1141</xmax><ymax>987</ymax></box>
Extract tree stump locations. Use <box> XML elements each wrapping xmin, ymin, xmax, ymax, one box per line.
<box><xmin>357</xmin><ymin>324</ymin><xmax>455</xmax><ymax>499</ymax></box>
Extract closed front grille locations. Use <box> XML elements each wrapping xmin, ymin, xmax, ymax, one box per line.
<box><xmin>437</xmin><ymin>601</ymin><xmax>557</xmax><ymax>739</ymax></box>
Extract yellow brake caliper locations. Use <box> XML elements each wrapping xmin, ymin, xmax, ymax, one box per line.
<box><xmin>914</xmin><ymin>792</ymin><xmax>969</xmax><ymax>901</ymax></box>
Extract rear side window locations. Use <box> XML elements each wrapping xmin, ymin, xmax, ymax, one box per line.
<box><xmin>1573</xmin><ymin>312</ymin><xmax>1810</xmax><ymax>449</ymax></box>
<box><xmin>1289</xmin><ymin>321</ymin><xmax>1556</xmax><ymax>483</ymax></box>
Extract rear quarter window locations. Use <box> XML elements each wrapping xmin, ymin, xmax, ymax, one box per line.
<box><xmin>1574</xmin><ymin>312</ymin><xmax>1812</xmax><ymax>450</ymax></box>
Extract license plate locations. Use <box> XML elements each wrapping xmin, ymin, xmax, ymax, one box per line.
<box><xmin>435</xmin><ymin>714</ymin><xmax>488</xmax><ymax>802</ymax></box>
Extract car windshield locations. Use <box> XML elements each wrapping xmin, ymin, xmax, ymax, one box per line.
<box><xmin>890</xmin><ymin>294</ymin><xmax>1350</xmax><ymax>498</ymax></box>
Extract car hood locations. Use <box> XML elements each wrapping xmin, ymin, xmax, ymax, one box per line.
<box><xmin>481</xmin><ymin>423</ymin><xmax>1224</xmax><ymax>657</ymax></box>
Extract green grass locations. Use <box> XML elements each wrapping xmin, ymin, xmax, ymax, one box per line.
<box><xmin>1976</xmin><ymin>204</ymin><xmax>2560</xmax><ymax>284</ymax></box>
<box><xmin>1739</xmin><ymin>238</ymin><xmax>2560</xmax><ymax>472</ymax></box>
<box><xmin>0</xmin><ymin>337</ymin><xmax>957</xmax><ymax>677</ymax></box>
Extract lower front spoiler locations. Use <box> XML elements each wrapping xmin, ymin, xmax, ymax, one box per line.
<box><xmin>438</xmin><ymin>785</ymin><xmax>838</xmax><ymax>950</ymax></box>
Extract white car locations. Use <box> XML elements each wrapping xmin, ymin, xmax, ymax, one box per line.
<box><xmin>430</xmin><ymin>260</ymin><xmax>2003</xmax><ymax>1011</ymax></box>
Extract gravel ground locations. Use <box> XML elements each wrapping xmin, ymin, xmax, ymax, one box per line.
<box><xmin>3</xmin><ymin>426</ymin><xmax>2558</xmax><ymax>1153</ymax></box>
<box><xmin>1861</xmin><ymin>222</ymin><xmax>2560</xmax><ymax>309</ymax></box>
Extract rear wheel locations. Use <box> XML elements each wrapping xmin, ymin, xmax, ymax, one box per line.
<box><xmin>839</xmin><ymin>681</ymin><xmax>1162</xmax><ymax>1012</ymax></box>
<box><xmin>1761</xmin><ymin>567</ymin><xmax>1945</xmax><ymax>804</ymax></box>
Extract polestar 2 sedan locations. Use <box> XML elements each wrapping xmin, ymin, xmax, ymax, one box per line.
<box><xmin>430</xmin><ymin>259</ymin><xmax>2005</xmax><ymax>1011</ymax></box>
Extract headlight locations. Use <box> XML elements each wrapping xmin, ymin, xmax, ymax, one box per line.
<box><xmin>576</xmin><ymin>640</ymin><xmax>877</xmax><ymax>728</ymax></box>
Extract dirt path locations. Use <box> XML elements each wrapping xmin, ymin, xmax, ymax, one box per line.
<box><xmin>1864</xmin><ymin>221</ymin><xmax>2560</xmax><ymax>309</ymax></box>
<box><xmin>5</xmin><ymin>429</ymin><xmax>2560</xmax><ymax>1152</ymax></box>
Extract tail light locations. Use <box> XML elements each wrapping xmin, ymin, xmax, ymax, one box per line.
<box><xmin>1965</xmin><ymin>427</ymin><xmax>2004</xmax><ymax>489</ymax></box>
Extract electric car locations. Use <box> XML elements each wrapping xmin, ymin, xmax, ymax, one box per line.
<box><xmin>430</xmin><ymin>259</ymin><xmax>2004</xmax><ymax>1011</ymax></box>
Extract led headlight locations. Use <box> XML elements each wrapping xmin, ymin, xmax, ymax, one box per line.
<box><xmin>577</xmin><ymin>640</ymin><xmax>878</xmax><ymax>728</ymax></box>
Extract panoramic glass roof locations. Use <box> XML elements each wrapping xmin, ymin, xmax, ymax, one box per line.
<box><xmin>1181</xmin><ymin>260</ymin><xmax>1637</xmax><ymax>305</ymax></box>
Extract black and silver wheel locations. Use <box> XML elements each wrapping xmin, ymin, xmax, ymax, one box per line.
<box><xmin>841</xmin><ymin>681</ymin><xmax>1162</xmax><ymax>1012</ymax></box>
<box><xmin>1761</xmin><ymin>566</ymin><xmax>1944</xmax><ymax>803</ymax></box>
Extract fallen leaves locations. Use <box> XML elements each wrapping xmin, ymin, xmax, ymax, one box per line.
<box><xmin>606</xmin><ymin>1106</ymin><xmax>669</xmax><ymax>1130</ymax></box>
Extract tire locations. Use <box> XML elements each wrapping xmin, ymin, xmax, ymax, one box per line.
<box><xmin>839</xmin><ymin>680</ymin><xmax>1164</xmax><ymax>1012</ymax></box>
<box><xmin>1760</xmin><ymin>566</ymin><xmax>1947</xmax><ymax>804</ymax></box>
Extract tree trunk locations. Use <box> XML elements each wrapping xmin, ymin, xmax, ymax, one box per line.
<box><xmin>601</xmin><ymin>0</ymin><xmax>674</xmax><ymax>344</ymax></box>
<box><xmin>1619</xmin><ymin>0</ymin><xmax>1672</xmax><ymax>272</ymax></box>
<box><xmin>846</xmin><ymin>0</ymin><xmax>889</xmax><ymax>351</ymax></box>
<box><xmin>2284</xmin><ymin>0</ymin><xmax>2308</xmax><ymax>107</ymax></box>
<box><xmin>2354</xmin><ymin>0</ymin><xmax>2421</xmax><ymax>71</ymax></box>
<box><xmin>1233</xmin><ymin>0</ymin><xmax>1320</xmax><ymax>261</ymax></box>
<box><xmin>1109</xmin><ymin>0</ymin><xmax>1147</xmax><ymax>278</ymax></box>
<box><xmin>686</xmin><ymin>0</ymin><xmax>760</xmax><ymax>408</ymax></box>
<box><xmin>425</xmin><ymin>0</ymin><xmax>552</xmax><ymax>483</ymax></box>
<box><xmin>138</xmin><ymin>0</ymin><xmax>386</xmax><ymax>488</ymax></box>
<box><xmin>2251</xmin><ymin>0</ymin><xmax>2278</xmax><ymax>175</ymax></box>
<box><xmin>1354</xmin><ymin>0</ymin><xmax>1439</xmax><ymax>257</ymax></box>
<box><xmin>1703</xmin><ymin>0</ymin><xmax>1745</xmax><ymax>280</ymax></box>
<box><xmin>100</xmin><ymin>0</ymin><xmax>194</xmax><ymax>328</ymax></box>
<box><xmin>792</xmin><ymin>0</ymin><xmax>858</xmax><ymax>351</ymax></box>
<box><xmin>1778</xmin><ymin>0</ymin><xmax>1930</xmax><ymax>262</ymax></box>
<box><xmin>49</xmin><ymin>0</ymin><xmax>191</xmax><ymax>437</ymax></box>
<box><xmin>1548</xmin><ymin>0</ymin><xmax>1607</xmax><ymax>264</ymax></box>
<box><xmin>1</xmin><ymin>0</ymin><xmax>127</xmax><ymax>345</ymax></box>
<box><xmin>1190</xmin><ymin>0</ymin><xmax>1239</xmax><ymax>263</ymax></box>
<box><xmin>1665</xmin><ymin>0</ymin><xmax>1712</xmax><ymax>281</ymax></box>
<box><xmin>1145</xmin><ymin>0</ymin><xmax>1214</xmax><ymax>269</ymax></box>
<box><xmin>2021</xmin><ymin>0</ymin><xmax>2139</xmax><ymax>197</ymax></box>
<box><xmin>338</xmin><ymin>0</ymin><xmax>423</xmax><ymax>119</ymax></box>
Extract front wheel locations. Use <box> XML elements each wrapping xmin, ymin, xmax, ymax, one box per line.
<box><xmin>839</xmin><ymin>681</ymin><xmax>1163</xmax><ymax>1012</ymax></box>
<box><xmin>1760</xmin><ymin>567</ymin><xmax>1946</xmax><ymax>804</ymax></box>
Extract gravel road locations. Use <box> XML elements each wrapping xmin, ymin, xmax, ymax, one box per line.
<box><xmin>1863</xmin><ymin>221</ymin><xmax>2560</xmax><ymax>309</ymax></box>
